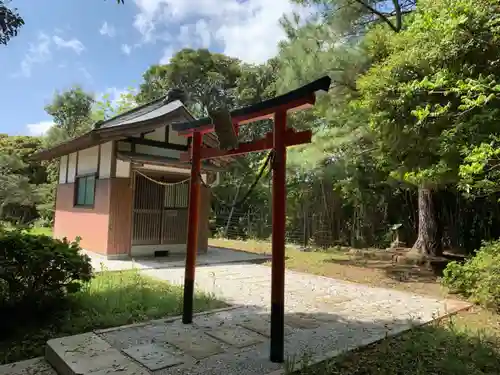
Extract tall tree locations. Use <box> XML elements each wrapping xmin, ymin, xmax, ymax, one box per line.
<box><xmin>289</xmin><ymin>0</ymin><xmax>415</xmax><ymax>35</ymax></box>
<box><xmin>0</xmin><ymin>134</ymin><xmax>47</xmax><ymax>223</ymax></box>
<box><xmin>358</xmin><ymin>0</ymin><xmax>500</xmax><ymax>256</ymax></box>
<box><xmin>40</xmin><ymin>87</ymin><xmax>96</xmax><ymax>221</ymax></box>
<box><xmin>0</xmin><ymin>0</ymin><xmax>23</xmax><ymax>45</ymax></box>
<box><xmin>137</xmin><ymin>48</ymin><xmax>242</xmax><ymax>115</ymax></box>
<box><xmin>0</xmin><ymin>152</ymin><xmax>39</xmax><ymax>223</ymax></box>
<box><xmin>44</xmin><ymin>86</ymin><xmax>95</xmax><ymax>146</ymax></box>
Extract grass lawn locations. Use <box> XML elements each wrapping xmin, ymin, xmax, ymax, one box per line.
<box><xmin>26</xmin><ymin>227</ymin><xmax>53</xmax><ymax>236</ymax></box>
<box><xmin>0</xmin><ymin>270</ymin><xmax>225</xmax><ymax>365</ymax></box>
<box><xmin>292</xmin><ymin>308</ymin><xmax>500</xmax><ymax>375</ymax></box>
<box><xmin>209</xmin><ymin>238</ymin><xmax>500</xmax><ymax>375</ymax></box>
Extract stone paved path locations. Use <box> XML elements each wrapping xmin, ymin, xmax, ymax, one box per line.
<box><xmin>0</xmin><ymin>261</ymin><xmax>471</xmax><ymax>375</ymax></box>
<box><xmin>142</xmin><ymin>263</ymin><xmax>452</xmax><ymax>315</ymax></box>
<box><xmin>89</xmin><ymin>263</ymin><xmax>467</xmax><ymax>375</ymax></box>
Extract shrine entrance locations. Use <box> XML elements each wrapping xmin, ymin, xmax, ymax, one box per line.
<box><xmin>131</xmin><ymin>172</ymin><xmax>189</xmax><ymax>252</ymax></box>
<box><xmin>172</xmin><ymin>76</ymin><xmax>331</xmax><ymax>363</ymax></box>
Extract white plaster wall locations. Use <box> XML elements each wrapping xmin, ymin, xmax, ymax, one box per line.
<box><xmin>67</xmin><ymin>152</ymin><xmax>77</xmax><ymax>183</ymax></box>
<box><xmin>116</xmin><ymin>159</ymin><xmax>131</xmax><ymax>178</ymax></box>
<box><xmin>144</xmin><ymin>127</ymin><xmax>166</xmax><ymax>142</ymax></box>
<box><xmin>77</xmin><ymin>146</ymin><xmax>99</xmax><ymax>175</ymax></box>
<box><xmin>168</xmin><ymin>126</ymin><xmax>188</xmax><ymax>145</ymax></box>
<box><xmin>136</xmin><ymin>144</ymin><xmax>181</xmax><ymax>159</ymax></box>
<box><xmin>58</xmin><ymin>155</ymin><xmax>68</xmax><ymax>184</ymax></box>
<box><xmin>99</xmin><ymin>142</ymin><xmax>113</xmax><ymax>178</ymax></box>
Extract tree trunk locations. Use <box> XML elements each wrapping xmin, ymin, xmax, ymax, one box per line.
<box><xmin>412</xmin><ymin>186</ymin><xmax>443</xmax><ymax>257</ymax></box>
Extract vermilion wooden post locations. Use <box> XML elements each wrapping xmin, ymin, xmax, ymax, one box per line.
<box><xmin>183</xmin><ymin>131</ymin><xmax>202</xmax><ymax>324</ymax></box>
<box><xmin>270</xmin><ymin>110</ymin><xmax>287</xmax><ymax>362</ymax></box>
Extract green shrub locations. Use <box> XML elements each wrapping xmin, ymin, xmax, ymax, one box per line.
<box><xmin>442</xmin><ymin>240</ymin><xmax>500</xmax><ymax>310</ymax></box>
<box><xmin>0</xmin><ymin>231</ymin><xmax>93</xmax><ymax>312</ymax></box>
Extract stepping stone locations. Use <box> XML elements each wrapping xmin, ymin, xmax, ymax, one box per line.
<box><xmin>206</xmin><ymin>326</ymin><xmax>266</xmax><ymax>348</ymax></box>
<box><xmin>238</xmin><ymin>318</ymin><xmax>293</xmax><ymax>338</ymax></box>
<box><xmin>285</xmin><ymin>315</ymin><xmax>321</xmax><ymax>329</ymax></box>
<box><xmin>0</xmin><ymin>357</ymin><xmax>56</xmax><ymax>375</ymax></box>
<box><xmin>46</xmin><ymin>332</ymin><xmax>150</xmax><ymax>375</ymax></box>
<box><xmin>166</xmin><ymin>332</ymin><xmax>225</xmax><ymax>360</ymax></box>
<box><xmin>123</xmin><ymin>343</ymin><xmax>183</xmax><ymax>371</ymax></box>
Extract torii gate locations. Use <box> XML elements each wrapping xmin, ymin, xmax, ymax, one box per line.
<box><xmin>171</xmin><ymin>76</ymin><xmax>331</xmax><ymax>363</ymax></box>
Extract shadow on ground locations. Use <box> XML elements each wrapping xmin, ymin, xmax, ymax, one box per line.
<box><xmin>96</xmin><ymin>297</ymin><xmax>469</xmax><ymax>375</ymax></box>
<box><xmin>0</xmin><ymin>290</ymin><xmax>484</xmax><ymax>375</ymax></box>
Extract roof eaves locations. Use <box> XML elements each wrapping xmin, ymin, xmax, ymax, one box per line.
<box><xmin>30</xmin><ymin>103</ymin><xmax>196</xmax><ymax>161</ymax></box>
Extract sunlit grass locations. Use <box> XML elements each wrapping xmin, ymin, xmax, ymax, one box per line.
<box><xmin>26</xmin><ymin>227</ymin><xmax>53</xmax><ymax>236</ymax></box>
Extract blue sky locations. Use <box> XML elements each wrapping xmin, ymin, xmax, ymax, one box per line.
<box><xmin>1</xmin><ymin>0</ymin><xmax>306</xmax><ymax>137</ymax></box>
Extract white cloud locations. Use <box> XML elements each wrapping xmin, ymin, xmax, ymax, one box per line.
<box><xmin>131</xmin><ymin>0</ymin><xmax>311</xmax><ymax>63</ymax></box>
<box><xmin>195</xmin><ymin>19</ymin><xmax>211</xmax><ymax>48</ymax></box>
<box><xmin>78</xmin><ymin>66</ymin><xmax>93</xmax><ymax>83</ymax></box>
<box><xmin>26</xmin><ymin>121</ymin><xmax>54</xmax><ymax>136</ymax></box>
<box><xmin>99</xmin><ymin>21</ymin><xmax>116</xmax><ymax>37</ymax></box>
<box><xmin>53</xmin><ymin>36</ymin><xmax>85</xmax><ymax>54</ymax></box>
<box><xmin>121</xmin><ymin>44</ymin><xmax>132</xmax><ymax>55</ymax></box>
<box><xmin>159</xmin><ymin>46</ymin><xmax>174</xmax><ymax>64</ymax></box>
<box><xmin>18</xmin><ymin>32</ymin><xmax>52</xmax><ymax>78</ymax></box>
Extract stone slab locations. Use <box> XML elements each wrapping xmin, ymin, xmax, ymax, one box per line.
<box><xmin>205</xmin><ymin>326</ymin><xmax>267</xmax><ymax>348</ymax></box>
<box><xmin>41</xmin><ymin>261</ymin><xmax>472</xmax><ymax>375</ymax></box>
<box><xmin>165</xmin><ymin>331</ymin><xmax>225</xmax><ymax>360</ymax></box>
<box><xmin>0</xmin><ymin>357</ymin><xmax>57</xmax><ymax>375</ymax></box>
<box><xmin>285</xmin><ymin>315</ymin><xmax>321</xmax><ymax>329</ymax></box>
<box><xmin>238</xmin><ymin>317</ymin><xmax>293</xmax><ymax>338</ymax></box>
<box><xmin>123</xmin><ymin>343</ymin><xmax>183</xmax><ymax>371</ymax></box>
<box><xmin>45</xmin><ymin>332</ymin><xmax>149</xmax><ymax>375</ymax></box>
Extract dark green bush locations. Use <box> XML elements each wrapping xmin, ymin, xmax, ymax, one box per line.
<box><xmin>0</xmin><ymin>231</ymin><xmax>93</xmax><ymax>312</ymax></box>
<box><xmin>442</xmin><ymin>240</ymin><xmax>500</xmax><ymax>310</ymax></box>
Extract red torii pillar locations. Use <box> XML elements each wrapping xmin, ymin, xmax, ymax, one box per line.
<box><xmin>176</xmin><ymin>76</ymin><xmax>331</xmax><ymax>363</ymax></box>
<box><xmin>182</xmin><ymin>130</ymin><xmax>202</xmax><ymax>325</ymax></box>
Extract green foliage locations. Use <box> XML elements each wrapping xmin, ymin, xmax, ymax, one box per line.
<box><xmin>288</xmin><ymin>0</ymin><xmax>415</xmax><ymax>35</ymax></box>
<box><xmin>443</xmin><ymin>240</ymin><xmax>500</xmax><ymax>310</ymax></box>
<box><xmin>137</xmin><ymin>48</ymin><xmax>242</xmax><ymax>115</ymax></box>
<box><xmin>0</xmin><ymin>152</ymin><xmax>41</xmax><ymax>224</ymax></box>
<box><xmin>459</xmin><ymin>136</ymin><xmax>500</xmax><ymax>196</ymax></box>
<box><xmin>0</xmin><ymin>231</ymin><xmax>93</xmax><ymax>313</ymax></box>
<box><xmin>44</xmin><ymin>86</ymin><xmax>94</xmax><ymax>144</ymax></box>
<box><xmin>0</xmin><ymin>0</ymin><xmax>24</xmax><ymax>45</ymax></box>
<box><xmin>359</xmin><ymin>0</ymin><xmax>500</xmax><ymax>187</ymax></box>
<box><xmin>0</xmin><ymin>270</ymin><xmax>224</xmax><ymax>364</ymax></box>
<box><xmin>93</xmin><ymin>87</ymin><xmax>137</xmax><ymax>122</ymax></box>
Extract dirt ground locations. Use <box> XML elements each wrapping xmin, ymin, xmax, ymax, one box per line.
<box><xmin>208</xmin><ymin>238</ymin><xmax>447</xmax><ymax>299</ymax></box>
